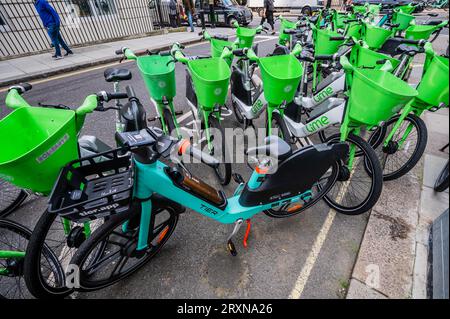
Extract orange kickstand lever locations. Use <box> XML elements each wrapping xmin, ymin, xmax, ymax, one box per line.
<box><xmin>243</xmin><ymin>219</ymin><xmax>251</xmax><ymax>248</ymax></box>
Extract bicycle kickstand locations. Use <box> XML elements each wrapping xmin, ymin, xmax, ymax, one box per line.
<box><xmin>226</xmin><ymin>219</ymin><xmax>252</xmax><ymax>256</ymax></box>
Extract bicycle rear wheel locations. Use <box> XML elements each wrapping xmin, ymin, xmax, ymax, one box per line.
<box><xmin>434</xmin><ymin>161</ymin><xmax>449</xmax><ymax>192</ymax></box>
<box><xmin>0</xmin><ymin>179</ymin><xmax>28</xmax><ymax>218</ymax></box>
<box><xmin>265</xmin><ymin>161</ymin><xmax>339</xmax><ymax>218</ymax></box>
<box><xmin>368</xmin><ymin>114</ymin><xmax>428</xmax><ymax>181</ymax></box>
<box><xmin>70</xmin><ymin>203</ymin><xmax>179</xmax><ymax>292</ymax></box>
<box><xmin>0</xmin><ymin>219</ymin><xmax>60</xmax><ymax>299</ymax></box>
<box><xmin>323</xmin><ymin>133</ymin><xmax>383</xmax><ymax>215</ymax></box>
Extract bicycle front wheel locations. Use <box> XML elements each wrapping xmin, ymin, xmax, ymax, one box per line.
<box><xmin>70</xmin><ymin>204</ymin><xmax>179</xmax><ymax>292</ymax></box>
<box><xmin>368</xmin><ymin>114</ymin><xmax>428</xmax><ymax>181</ymax></box>
<box><xmin>208</xmin><ymin>115</ymin><xmax>232</xmax><ymax>186</ymax></box>
<box><xmin>434</xmin><ymin>161</ymin><xmax>449</xmax><ymax>192</ymax></box>
<box><xmin>324</xmin><ymin>133</ymin><xmax>383</xmax><ymax>215</ymax></box>
<box><xmin>0</xmin><ymin>179</ymin><xmax>28</xmax><ymax>218</ymax></box>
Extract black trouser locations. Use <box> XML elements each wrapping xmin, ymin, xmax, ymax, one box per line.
<box><xmin>209</xmin><ymin>4</ymin><xmax>216</xmax><ymax>26</ymax></box>
<box><xmin>169</xmin><ymin>14</ymin><xmax>178</xmax><ymax>28</ymax></box>
<box><xmin>260</xmin><ymin>9</ymin><xmax>274</xmax><ymax>30</ymax></box>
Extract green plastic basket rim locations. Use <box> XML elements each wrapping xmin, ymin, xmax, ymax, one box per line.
<box><xmin>352</xmin><ymin>69</ymin><xmax>418</xmax><ymax>98</ymax></box>
<box><xmin>188</xmin><ymin>58</ymin><xmax>231</xmax><ymax>83</ymax></box>
<box><xmin>137</xmin><ymin>55</ymin><xmax>175</xmax><ymax>77</ymax></box>
<box><xmin>0</xmin><ymin>107</ymin><xmax>76</xmax><ymax>166</ymax></box>
<box><xmin>259</xmin><ymin>55</ymin><xmax>304</xmax><ymax>80</ymax></box>
<box><xmin>237</xmin><ymin>27</ymin><xmax>258</xmax><ymax>38</ymax></box>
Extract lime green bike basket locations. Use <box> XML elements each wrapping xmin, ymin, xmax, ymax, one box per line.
<box><xmin>349</xmin><ymin>45</ymin><xmax>400</xmax><ymax>70</ymax></box>
<box><xmin>348</xmin><ymin>69</ymin><xmax>418</xmax><ymax>126</ymax></box>
<box><xmin>361</xmin><ymin>23</ymin><xmax>393</xmax><ymax>49</ymax></box>
<box><xmin>210</xmin><ymin>38</ymin><xmax>234</xmax><ymax>67</ymax></box>
<box><xmin>0</xmin><ymin>107</ymin><xmax>78</xmax><ymax>194</ymax></box>
<box><xmin>236</xmin><ymin>27</ymin><xmax>258</xmax><ymax>49</ymax></box>
<box><xmin>259</xmin><ymin>55</ymin><xmax>303</xmax><ymax>105</ymax></box>
<box><xmin>137</xmin><ymin>55</ymin><xmax>176</xmax><ymax>101</ymax></box>
<box><xmin>405</xmin><ymin>24</ymin><xmax>440</xmax><ymax>41</ymax></box>
<box><xmin>188</xmin><ymin>57</ymin><xmax>231</xmax><ymax>110</ymax></box>
<box><xmin>313</xmin><ymin>27</ymin><xmax>345</xmax><ymax>55</ymax></box>
<box><xmin>416</xmin><ymin>55</ymin><xmax>449</xmax><ymax>108</ymax></box>
<box><xmin>279</xmin><ymin>19</ymin><xmax>297</xmax><ymax>44</ymax></box>
<box><xmin>346</xmin><ymin>22</ymin><xmax>362</xmax><ymax>39</ymax></box>
<box><xmin>352</xmin><ymin>5</ymin><xmax>367</xmax><ymax>14</ymax></box>
<box><xmin>392</xmin><ymin>11</ymin><xmax>415</xmax><ymax>31</ymax></box>
<box><xmin>398</xmin><ymin>4</ymin><xmax>416</xmax><ymax>15</ymax></box>
<box><xmin>333</xmin><ymin>11</ymin><xmax>353</xmax><ymax>30</ymax></box>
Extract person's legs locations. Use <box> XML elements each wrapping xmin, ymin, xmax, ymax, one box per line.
<box><xmin>169</xmin><ymin>14</ymin><xmax>177</xmax><ymax>28</ymax></box>
<box><xmin>56</xmin><ymin>26</ymin><xmax>72</xmax><ymax>54</ymax></box>
<box><xmin>187</xmin><ymin>11</ymin><xmax>194</xmax><ymax>32</ymax></box>
<box><xmin>209</xmin><ymin>5</ymin><xmax>216</xmax><ymax>27</ymax></box>
<box><xmin>47</xmin><ymin>24</ymin><xmax>61</xmax><ymax>57</ymax></box>
<box><xmin>268</xmin><ymin>11</ymin><xmax>275</xmax><ymax>33</ymax></box>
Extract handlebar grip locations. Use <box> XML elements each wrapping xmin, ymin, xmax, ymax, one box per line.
<box><xmin>96</xmin><ymin>91</ymin><xmax>128</xmax><ymax>102</ymax></box>
<box><xmin>160</xmin><ymin>51</ymin><xmax>171</xmax><ymax>57</ymax></box>
<box><xmin>400</xmin><ymin>38</ymin><xmax>423</xmax><ymax>45</ymax></box>
<box><xmin>9</xmin><ymin>83</ymin><xmax>32</xmax><ymax>94</ymax></box>
<box><xmin>344</xmin><ymin>19</ymin><xmax>359</xmax><ymax>23</ymax></box>
<box><xmin>232</xmin><ymin>48</ymin><xmax>247</xmax><ymax>57</ymax></box>
<box><xmin>115</xmin><ymin>49</ymin><xmax>124</xmax><ymax>55</ymax></box>
<box><xmin>315</xmin><ymin>54</ymin><xmax>335</xmax><ymax>61</ymax></box>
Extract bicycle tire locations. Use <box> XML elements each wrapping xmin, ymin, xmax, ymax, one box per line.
<box><xmin>368</xmin><ymin>114</ymin><xmax>428</xmax><ymax>181</ymax></box>
<box><xmin>267</xmin><ymin>111</ymin><xmax>291</xmax><ymax>144</ymax></box>
<box><xmin>434</xmin><ymin>161</ymin><xmax>449</xmax><ymax>192</ymax></box>
<box><xmin>0</xmin><ymin>219</ymin><xmax>58</xmax><ymax>299</ymax></box>
<box><xmin>162</xmin><ymin>107</ymin><xmax>177</xmax><ymax>137</ymax></box>
<box><xmin>208</xmin><ymin>115</ymin><xmax>232</xmax><ymax>186</ymax></box>
<box><xmin>0</xmin><ymin>179</ymin><xmax>28</xmax><ymax>218</ymax></box>
<box><xmin>70</xmin><ymin>204</ymin><xmax>179</xmax><ymax>292</ymax></box>
<box><xmin>323</xmin><ymin>133</ymin><xmax>383</xmax><ymax>215</ymax></box>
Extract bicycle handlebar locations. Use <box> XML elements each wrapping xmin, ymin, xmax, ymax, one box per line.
<box><xmin>177</xmin><ymin>140</ymin><xmax>220</xmax><ymax>168</ymax></box>
<box><xmin>8</xmin><ymin>83</ymin><xmax>32</xmax><ymax>95</ymax></box>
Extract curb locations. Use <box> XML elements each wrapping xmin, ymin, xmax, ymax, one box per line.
<box><xmin>0</xmin><ymin>35</ymin><xmax>202</xmax><ymax>89</ymax></box>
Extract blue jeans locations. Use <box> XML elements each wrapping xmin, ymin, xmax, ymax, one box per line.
<box><xmin>47</xmin><ymin>24</ymin><xmax>71</xmax><ymax>57</ymax></box>
<box><xmin>187</xmin><ymin>11</ymin><xmax>194</xmax><ymax>32</ymax></box>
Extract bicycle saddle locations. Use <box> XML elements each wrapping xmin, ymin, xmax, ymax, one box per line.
<box><xmin>396</xmin><ymin>44</ymin><xmax>424</xmax><ymax>56</ymax></box>
<box><xmin>104</xmin><ymin>68</ymin><xmax>132</xmax><ymax>82</ymax></box>
<box><xmin>424</xmin><ymin>20</ymin><xmax>443</xmax><ymax>26</ymax></box>
<box><xmin>283</xmin><ymin>29</ymin><xmax>298</xmax><ymax>35</ymax></box>
<box><xmin>246</xmin><ymin>136</ymin><xmax>292</xmax><ymax>162</ymax></box>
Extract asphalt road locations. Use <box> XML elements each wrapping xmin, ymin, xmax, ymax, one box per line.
<box><xmin>1</xmin><ymin>13</ymin><xmax>448</xmax><ymax>299</ymax></box>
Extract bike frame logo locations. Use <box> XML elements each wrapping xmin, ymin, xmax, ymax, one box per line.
<box><xmin>251</xmin><ymin>99</ymin><xmax>264</xmax><ymax>115</ymax></box>
<box><xmin>313</xmin><ymin>87</ymin><xmax>334</xmax><ymax>103</ymax></box>
<box><xmin>306</xmin><ymin>116</ymin><xmax>330</xmax><ymax>133</ymax></box>
<box><xmin>36</xmin><ymin>134</ymin><xmax>69</xmax><ymax>163</ymax></box>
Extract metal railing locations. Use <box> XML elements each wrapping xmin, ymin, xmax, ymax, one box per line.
<box><xmin>0</xmin><ymin>0</ymin><xmax>175</xmax><ymax>59</ymax></box>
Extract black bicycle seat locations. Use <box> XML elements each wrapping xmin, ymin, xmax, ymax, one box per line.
<box><xmin>104</xmin><ymin>68</ymin><xmax>132</xmax><ymax>82</ymax></box>
<box><xmin>396</xmin><ymin>44</ymin><xmax>424</xmax><ymax>56</ymax></box>
<box><xmin>424</xmin><ymin>20</ymin><xmax>443</xmax><ymax>26</ymax></box>
<box><xmin>246</xmin><ymin>136</ymin><xmax>292</xmax><ymax>162</ymax></box>
<box><xmin>213</xmin><ymin>34</ymin><xmax>229</xmax><ymax>41</ymax></box>
<box><xmin>428</xmin><ymin>13</ymin><xmax>439</xmax><ymax>17</ymax></box>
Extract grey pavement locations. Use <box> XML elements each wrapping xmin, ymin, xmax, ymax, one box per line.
<box><xmin>0</xmin><ymin>27</ymin><xmax>233</xmax><ymax>88</ymax></box>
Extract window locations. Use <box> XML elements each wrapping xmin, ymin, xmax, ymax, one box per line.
<box><xmin>70</xmin><ymin>0</ymin><xmax>117</xmax><ymax>18</ymax></box>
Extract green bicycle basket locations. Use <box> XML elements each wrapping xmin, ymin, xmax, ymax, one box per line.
<box><xmin>392</xmin><ymin>11</ymin><xmax>415</xmax><ymax>31</ymax></box>
<box><xmin>352</xmin><ymin>5</ymin><xmax>367</xmax><ymax>14</ymax></box>
<box><xmin>346</xmin><ymin>22</ymin><xmax>363</xmax><ymax>39</ymax></box>
<box><xmin>279</xmin><ymin>19</ymin><xmax>297</xmax><ymax>44</ymax></box>
<box><xmin>398</xmin><ymin>4</ymin><xmax>416</xmax><ymax>15</ymax></box>
<box><xmin>349</xmin><ymin>45</ymin><xmax>400</xmax><ymax>70</ymax></box>
<box><xmin>137</xmin><ymin>55</ymin><xmax>176</xmax><ymax>101</ymax></box>
<box><xmin>361</xmin><ymin>23</ymin><xmax>393</xmax><ymax>49</ymax></box>
<box><xmin>236</xmin><ymin>27</ymin><xmax>258</xmax><ymax>49</ymax></box>
<box><xmin>188</xmin><ymin>57</ymin><xmax>231</xmax><ymax>110</ymax></box>
<box><xmin>348</xmin><ymin>69</ymin><xmax>418</xmax><ymax>126</ymax></box>
<box><xmin>210</xmin><ymin>38</ymin><xmax>234</xmax><ymax>67</ymax></box>
<box><xmin>0</xmin><ymin>107</ymin><xmax>78</xmax><ymax>194</ymax></box>
<box><xmin>333</xmin><ymin>11</ymin><xmax>353</xmax><ymax>30</ymax></box>
<box><xmin>416</xmin><ymin>55</ymin><xmax>449</xmax><ymax>108</ymax></box>
<box><xmin>313</xmin><ymin>27</ymin><xmax>345</xmax><ymax>55</ymax></box>
<box><xmin>405</xmin><ymin>24</ymin><xmax>440</xmax><ymax>41</ymax></box>
<box><xmin>259</xmin><ymin>55</ymin><xmax>303</xmax><ymax>105</ymax></box>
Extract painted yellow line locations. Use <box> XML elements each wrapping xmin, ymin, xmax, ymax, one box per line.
<box><xmin>288</xmin><ymin>177</ymin><xmax>352</xmax><ymax>299</ymax></box>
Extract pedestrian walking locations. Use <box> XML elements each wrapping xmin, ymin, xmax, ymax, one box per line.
<box><xmin>169</xmin><ymin>0</ymin><xmax>179</xmax><ymax>28</ymax></box>
<box><xmin>34</xmin><ymin>0</ymin><xmax>73</xmax><ymax>60</ymax></box>
<box><xmin>183</xmin><ymin>0</ymin><xmax>196</xmax><ymax>32</ymax></box>
<box><xmin>260</xmin><ymin>0</ymin><xmax>275</xmax><ymax>35</ymax></box>
<box><xmin>209</xmin><ymin>0</ymin><xmax>216</xmax><ymax>28</ymax></box>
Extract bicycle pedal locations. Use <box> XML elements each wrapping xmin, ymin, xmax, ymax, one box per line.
<box><xmin>227</xmin><ymin>239</ymin><xmax>238</xmax><ymax>256</ymax></box>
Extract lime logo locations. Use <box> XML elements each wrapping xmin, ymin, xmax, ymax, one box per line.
<box><xmin>284</xmin><ymin>85</ymin><xmax>293</xmax><ymax>93</ymax></box>
<box><xmin>306</xmin><ymin>116</ymin><xmax>330</xmax><ymax>133</ymax></box>
<box><xmin>313</xmin><ymin>87</ymin><xmax>334</xmax><ymax>103</ymax></box>
<box><xmin>251</xmin><ymin>99</ymin><xmax>264</xmax><ymax>115</ymax></box>
<box><xmin>214</xmin><ymin>88</ymin><xmax>222</xmax><ymax>96</ymax></box>
<box><xmin>158</xmin><ymin>81</ymin><xmax>166</xmax><ymax>88</ymax></box>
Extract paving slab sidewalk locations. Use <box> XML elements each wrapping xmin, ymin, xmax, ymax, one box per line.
<box><xmin>0</xmin><ymin>27</ymin><xmax>232</xmax><ymax>88</ymax></box>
